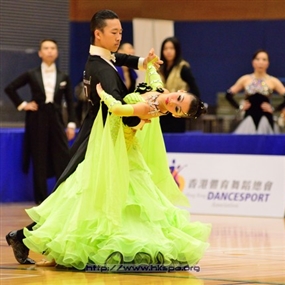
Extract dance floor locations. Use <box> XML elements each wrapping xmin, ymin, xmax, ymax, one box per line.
<box><xmin>0</xmin><ymin>203</ymin><xmax>284</xmax><ymax>285</ymax></box>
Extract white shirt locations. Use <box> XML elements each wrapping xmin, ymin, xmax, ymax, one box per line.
<box><xmin>41</xmin><ymin>62</ymin><xmax>56</xmax><ymax>103</ymax></box>
<box><xmin>17</xmin><ymin>63</ymin><xmax>56</xmax><ymax>110</ymax></box>
<box><xmin>18</xmin><ymin>62</ymin><xmax>76</xmax><ymax>129</ymax></box>
<box><xmin>89</xmin><ymin>45</ymin><xmax>145</xmax><ymax>70</ymax></box>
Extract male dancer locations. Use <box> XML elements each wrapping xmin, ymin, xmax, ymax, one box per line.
<box><xmin>5</xmin><ymin>39</ymin><xmax>76</xmax><ymax>205</ymax></box>
<box><xmin>6</xmin><ymin>9</ymin><xmax>162</xmax><ymax>265</ymax></box>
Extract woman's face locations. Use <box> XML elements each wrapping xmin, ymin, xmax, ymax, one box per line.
<box><xmin>252</xmin><ymin>52</ymin><xmax>269</xmax><ymax>72</ymax></box>
<box><xmin>119</xmin><ymin>43</ymin><xmax>135</xmax><ymax>55</ymax></box>
<box><xmin>164</xmin><ymin>92</ymin><xmax>192</xmax><ymax>117</ymax></box>
<box><xmin>163</xmin><ymin>41</ymin><xmax>176</xmax><ymax>62</ymax></box>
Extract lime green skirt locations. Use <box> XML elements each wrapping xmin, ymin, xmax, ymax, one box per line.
<box><xmin>24</xmin><ymin>106</ymin><xmax>211</xmax><ymax>270</ymax></box>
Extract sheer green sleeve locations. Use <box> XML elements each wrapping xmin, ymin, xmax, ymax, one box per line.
<box><xmin>100</xmin><ymin>91</ymin><xmax>134</xmax><ymax>116</ymax></box>
<box><xmin>146</xmin><ymin>61</ymin><xmax>164</xmax><ymax>90</ymax></box>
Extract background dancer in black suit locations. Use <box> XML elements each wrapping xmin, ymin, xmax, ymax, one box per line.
<box><xmin>5</xmin><ymin>39</ymin><xmax>76</xmax><ymax>205</ymax></box>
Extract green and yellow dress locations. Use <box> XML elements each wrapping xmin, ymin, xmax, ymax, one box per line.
<box><xmin>23</xmin><ymin>66</ymin><xmax>211</xmax><ymax>271</ymax></box>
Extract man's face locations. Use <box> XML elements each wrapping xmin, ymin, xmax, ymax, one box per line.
<box><xmin>95</xmin><ymin>19</ymin><xmax>122</xmax><ymax>52</ymax></box>
<box><xmin>38</xmin><ymin>41</ymin><xmax>58</xmax><ymax>65</ymax></box>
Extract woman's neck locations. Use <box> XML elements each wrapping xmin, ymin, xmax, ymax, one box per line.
<box><xmin>156</xmin><ymin>94</ymin><xmax>168</xmax><ymax>114</ymax></box>
<box><xmin>166</xmin><ymin>61</ymin><xmax>174</xmax><ymax>69</ymax></box>
<box><xmin>253</xmin><ymin>71</ymin><xmax>267</xmax><ymax>79</ymax></box>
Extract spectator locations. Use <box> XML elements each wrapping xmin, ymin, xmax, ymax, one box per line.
<box><xmin>225</xmin><ymin>49</ymin><xmax>285</xmax><ymax>134</ymax></box>
<box><xmin>159</xmin><ymin>36</ymin><xmax>201</xmax><ymax>133</ymax></box>
<box><xmin>116</xmin><ymin>42</ymin><xmax>138</xmax><ymax>92</ymax></box>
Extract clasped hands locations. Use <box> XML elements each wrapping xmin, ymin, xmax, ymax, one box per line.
<box><xmin>143</xmin><ymin>48</ymin><xmax>163</xmax><ymax>70</ymax></box>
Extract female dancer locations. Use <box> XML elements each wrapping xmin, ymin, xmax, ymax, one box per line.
<box><xmin>23</xmin><ymin>60</ymin><xmax>211</xmax><ymax>270</ymax></box>
<box><xmin>225</xmin><ymin>49</ymin><xmax>285</xmax><ymax>134</ymax></box>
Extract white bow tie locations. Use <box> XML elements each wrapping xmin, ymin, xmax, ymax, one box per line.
<box><xmin>110</xmin><ymin>53</ymin><xmax>116</xmax><ymax>62</ymax></box>
<box><xmin>44</xmin><ymin>66</ymin><xmax>55</xmax><ymax>73</ymax></box>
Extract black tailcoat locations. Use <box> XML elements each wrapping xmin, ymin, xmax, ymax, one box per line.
<box><xmin>5</xmin><ymin>66</ymin><xmax>76</xmax><ymax>202</ymax></box>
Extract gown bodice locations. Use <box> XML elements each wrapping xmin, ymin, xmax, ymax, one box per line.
<box><xmin>240</xmin><ymin>75</ymin><xmax>275</xmax><ymax>130</ymax></box>
<box><xmin>145</xmin><ymin>93</ymin><xmax>168</xmax><ymax>116</ymax></box>
<box><xmin>245</xmin><ymin>75</ymin><xmax>273</xmax><ymax>96</ymax></box>
<box><xmin>122</xmin><ymin>92</ymin><xmax>167</xmax><ymax>149</ymax></box>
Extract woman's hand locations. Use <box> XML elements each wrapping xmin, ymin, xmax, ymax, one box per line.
<box><xmin>261</xmin><ymin>102</ymin><xmax>274</xmax><ymax>113</ymax></box>
<box><xmin>239</xmin><ymin>100</ymin><xmax>251</xmax><ymax>111</ymax></box>
<box><xmin>143</xmin><ymin>48</ymin><xmax>163</xmax><ymax>70</ymax></box>
<box><xmin>278</xmin><ymin>108</ymin><xmax>285</xmax><ymax>127</ymax></box>
<box><xmin>96</xmin><ymin>83</ymin><xmax>104</xmax><ymax>98</ymax></box>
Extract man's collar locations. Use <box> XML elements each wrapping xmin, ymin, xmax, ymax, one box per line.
<box><xmin>41</xmin><ymin>62</ymin><xmax>56</xmax><ymax>72</ymax></box>
<box><xmin>89</xmin><ymin>45</ymin><xmax>116</xmax><ymax>62</ymax></box>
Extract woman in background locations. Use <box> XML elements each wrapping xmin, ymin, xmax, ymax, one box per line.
<box><xmin>116</xmin><ymin>42</ymin><xmax>138</xmax><ymax>92</ymax></box>
<box><xmin>159</xmin><ymin>36</ymin><xmax>201</xmax><ymax>133</ymax></box>
<box><xmin>225</xmin><ymin>49</ymin><xmax>285</xmax><ymax>134</ymax></box>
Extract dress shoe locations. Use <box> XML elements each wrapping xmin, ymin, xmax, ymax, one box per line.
<box><xmin>6</xmin><ymin>231</ymin><xmax>35</xmax><ymax>264</ymax></box>
<box><xmin>36</xmin><ymin>259</ymin><xmax>56</xmax><ymax>267</ymax></box>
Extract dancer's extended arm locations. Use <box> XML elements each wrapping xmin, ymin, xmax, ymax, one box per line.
<box><xmin>97</xmin><ymin>84</ymin><xmax>148</xmax><ymax>117</ymax></box>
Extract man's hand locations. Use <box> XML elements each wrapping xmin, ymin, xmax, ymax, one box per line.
<box><xmin>143</xmin><ymin>48</ymin><xmax>163</xmax><ymax>70</ymax></box>
<box><xmin>96</xmin><ymin>83</ymin><xmax>104</xmax><ymax>98</ymax></box>
<box><xmin>66</xmin><ymin>127</ymin><xmax>76</xmax><ymax>141</ymax></box>
<box><xmin>24</xmin><ymin>101</ymin><xmax>38</xmax><ymax>111</ymax></box>
<box><xmin>131</xmin><ymin>119</ymin><xmax>151</xmax><ymax>131</ymax></box>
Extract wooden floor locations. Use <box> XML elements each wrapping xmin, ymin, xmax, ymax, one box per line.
<box><xmin>0</xmin><ymin>203</ymin><xmax>284</xmax><ymax>285</ymax></box>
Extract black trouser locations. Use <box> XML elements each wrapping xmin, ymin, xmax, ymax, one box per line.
<box><xmin>27</xmin><ymin>103</ymin><xmax>70</xmax><ymax>203</ymax></box>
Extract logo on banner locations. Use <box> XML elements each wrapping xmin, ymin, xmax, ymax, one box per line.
<box><xmin>169</xmin><ymin>159</ymin><xmax>186</xmax><ymax>191</ymax></box>
<box><xmin>167</xmin><ymin>152</ymin><xmax>285</xmax><ymax>217</ymax></box>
